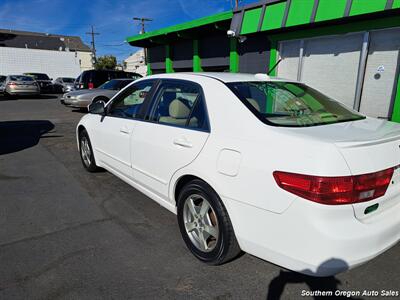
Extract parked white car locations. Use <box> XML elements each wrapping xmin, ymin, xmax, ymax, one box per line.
<box><xmin>76</xmin><ymin>73</ymin><xmax>400</xmax><ymax>276</ymax></box>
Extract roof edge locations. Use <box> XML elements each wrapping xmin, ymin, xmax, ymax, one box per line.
<box><xmin>126</xmin><ymin>10</ymin><xmax>233</xmax><ymax>43</ymax></box>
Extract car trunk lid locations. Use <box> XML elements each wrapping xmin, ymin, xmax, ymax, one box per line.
<box><xmin>280</xmin><ymin>117</ymin><xmax>400</xmax><ymax>221</ymax></box>
<box><xmin>334</xmin><ymin>127</ymin><xmax>400</xmax><ymax>221</ymax></box>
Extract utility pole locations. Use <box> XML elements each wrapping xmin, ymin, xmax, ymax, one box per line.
<box><xmin>232</xmin><ymin>0</ymin><xmax>240</xmax><ymax>9</ymax></box>
<box><xmin>133</xmin><ymin>17</ymin><xmax>153</xmax><ymax>69</ymax></box>
<box><xmin>86</xmin><ymin>25</ymin><xmax>100</xmax><ymax>64</ymax></box>
<box><xmin>133</xmin><ymin>17</ymin><xmax>153</xmax><ymax>34</ymax></box>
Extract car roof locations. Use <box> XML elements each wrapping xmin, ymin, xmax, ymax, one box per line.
<box><xmin>109</xmin><ymin>78</ymin><xmax>135</xmax><ymax>81</ymax></box>
<box><xmin>83</xmin><ymin>70</ymin><xmax>133</xmax><ymax>73</ymax></box>
<box><xmin>8</xmin><ymin>75</ymin><xmax>34</xmax><ymax>79</ymax></box>
<box><xmin>24</xmin><ymin>72</ymin><xmax>47</xmax><ymax>75</ymax></box>
<box><xmin>146</xmin><ymin>72</ymin><xmax>296</xmax><ymax>83</ymax></box>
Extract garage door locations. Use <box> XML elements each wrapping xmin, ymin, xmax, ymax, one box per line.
<box><xmin>301</xmin><ymin>34</ymin><xmax>364</xmax><ymax>109</ymax></box>
<box><xmin>359</xmin><ymin>28</ymin><xmax>400</xmax><ymax>119</ymax></box>
<box><xmin>278</xmin><ymin>34</ymin><xmax>363</xmax><ymax>109</ymax></box>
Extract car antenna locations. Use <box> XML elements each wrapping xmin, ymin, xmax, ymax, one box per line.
<box><xmin>267</xmin><ymin>58</ymin><xmax>283</xmax><ymax>76</ymax></box>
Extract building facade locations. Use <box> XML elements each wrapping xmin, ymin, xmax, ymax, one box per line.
<box><xmin>127</xmin><ymin>0</ymin><xmax>400</xmax><ymax>123</ymax></box>
<box><xmin>0</xmin><ymin>29</ymin><xmax>92</xmax><ymax>78</ymax></box>
<box><xmin>123</xmin><ymin>49</ymin><xmax>147</xmax><ymax>76</ymax></box>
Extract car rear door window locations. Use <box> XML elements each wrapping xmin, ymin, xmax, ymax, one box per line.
<box><xmin>107</xmin><ymin>80</ymin><xmax>155</xmax><ymax>119</ymax></box>
<box><xmin>150</xmin><ymin>81</ymin><xmax>209</xmax><ymax>131</ymax></box>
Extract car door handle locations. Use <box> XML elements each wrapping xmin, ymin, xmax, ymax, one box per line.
<box><xmin>173</xmin><ymin>138</ymin><xmax>193</xmax><ymax>148</ymax></box>
<box><xmin>120</xmin><ymin>127</ymin><xmax>132</xmax><ymax>134</ymax></box>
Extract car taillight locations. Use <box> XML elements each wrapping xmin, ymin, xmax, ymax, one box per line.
<box><xmin>273</xmin><ymin>168</ymin><xmax>394</xmax><ymax>205</ymax></box>
<box><xmin>7</xmin><ymin>82</ymin><xmax>17</xmax><ymax>86</ymax></box>
<box><xmin>88</xmin><ymin>82</ymin><xmax>94</xmax><ymax>89</ymax></box>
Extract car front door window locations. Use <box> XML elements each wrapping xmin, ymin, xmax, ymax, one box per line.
<box><xmin>108</xmin><ymin>81</ymin><xmax>154</xmax><ymax>119</ymax></box>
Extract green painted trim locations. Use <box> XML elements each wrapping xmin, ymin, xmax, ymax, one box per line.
<box><xmin>268</xmin><ymin>39</ymin><xmax>278</xmax><ymax>77</ymax></box>
<box><xmin>269</xmin><ymin>15</ymin><xmax>400</xmax><ymax>42</ymax></box>
<box><xmin>241</xmin><ymin>7</ymin><xmax>262</xmax><ymax>34</ymax></box>
<box><xmin>253</xmin><ymin>0</ymin><xmax>398</xmax><ymax>35</ymax></box>
<box><xmin>126</xmin><ymin>11</ymin><xmax>232</xmax><ymax>43</ymax></box>
<box><xmin>165</xmin><ymin>44</ymin><xmax>174</xmax><ymax>73</ymax></box>
<box><xmin>261</xmin><ymin>2</ymin><xmax>287</xmax><ymax>31</ymax></box>
<box><xmin>193</xmin><ymin>40</ymin><xmax>203</xmax><ymax>72</ymax></box>
<box><xmin>350</xmin><ymin>0</ymin><xmax>387</xmax><ymax>16</ymax></box>
<box><xmin>145</xmin><ymin>49</ymin><xmax>152</xmax><ymax>75</ymax></box>
<box><xmin>147</xmin><ymin>63</ymin><xmax>152</xmax><ymax>76</ymax></box>
<box><xmin>391</xmin><ymin>75</ymin><xmax>400</xmax><ymax>122</ymax></box>
<box><xmin>286</xmin><ymin>0</ymin><xmax>315</xmax><ymax>27</ymax></box>
<box><xmin>315</xmin><ymin>0</ymin><xmax>347</xmax><ymax>22</ymax></box>
<box><xmin>229</xmin><ymin>38</ymin><xmax>239</xmax><ymax>73</ymax></box>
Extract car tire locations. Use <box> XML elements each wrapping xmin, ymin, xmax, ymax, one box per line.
<box><xmin>177</xmin><ymin>179</ymin><xmax>241</xmax><ymax>265</ymax></box>
<box><xmin>92</xmin><ymin>96</ymin><xmax>109</xmax><ymax>105</ymax></box>
<box><xmin>79</xmin><ymin>129</ymin><xmax>100</xmax><ymax>172</ymax></box>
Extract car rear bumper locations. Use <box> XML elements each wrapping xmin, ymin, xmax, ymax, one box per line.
<box><xmin>223</xmin><ymin>194</ymin><xmax>400</xmax><ymax>277</ymax></box>
<box><xmin>7</xmin><ymin>90</ymin><xmax>40</xmax><ymax>96</ymax></box>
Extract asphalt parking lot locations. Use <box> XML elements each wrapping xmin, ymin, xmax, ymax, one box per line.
<box><xmin>0</xmin><ymin>95</ymin><xmax>399</xmax><ymax>300</ymax></box>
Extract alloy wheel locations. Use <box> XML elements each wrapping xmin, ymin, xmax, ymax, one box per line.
<box><xmin>80</xmin><ymin>136</ymin><xmax>92</xmax><ymax>167</ymax></box>
<box><xmin>183</xmin><ymin>194</ymin><xmax>219</xmax><ymax>252</ymax></box>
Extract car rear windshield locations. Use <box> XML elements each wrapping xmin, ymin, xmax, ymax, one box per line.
<box><xmin>62</xmin><ymin>78</ymin><xmax>75</xmax><ymax>83</ymax></box>
<box><xmin>99</xmin><ymin>80</ymin><xmax>122</xmax><ymax>90</ymax></box>
<box><xmin>227</xmin><ymin>81</ymin><xmax>365</xmax><ymax>127</ymax></box>
<box><xmin>99</xmin><ymin>79</ymin><xmax>133</xmax><ymax>90</ymax></box>
<box><xmin>10</xmin><ymin>76</ymin><xmax>34</xmax><ymax>81</ymax></box>
<box><xmin>26</xmin><ymin>73</ymin><xmax>50</xmax><ymax>80</ymax></box>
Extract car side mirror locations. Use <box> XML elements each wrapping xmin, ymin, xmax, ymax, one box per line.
<box><xmin>88</xmin><ymin>101</ymin><xmax>106</xmax><ymax>115</ymax></box>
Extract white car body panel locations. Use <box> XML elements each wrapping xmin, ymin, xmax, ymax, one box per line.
<box><xmin>90</xmin><ymin>115</ymin><xmax>134</xmax><ymax>177</ymax></box>
<box><xmin>77</xmin><ymin>73</ymin><xmax>400</xmax><ymax>276</ymax></box>
<box><xmin>131</xmin><ymin>121</ymin><xmax>209</xmax><ymax>201</ymax></box>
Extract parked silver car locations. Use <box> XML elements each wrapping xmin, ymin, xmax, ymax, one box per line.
<box><xmin>61</xmin><ymin>78</ymin><xmax>136</xmax><ymax>109</ymax></box>
<box><xmin>0</xmin><ymin>75</ymin><xmax>6</xmax><ymax>95</ymax></box>
<box><xmin>2</xmin><ymin>75</ymin><xmax>40</xmax><ymax>98</ymax></box>
<box><xmin>53</xmin><ymin>77</ymin><xmax>75</xmax><ymax>93</ymax></box>
<box><xmin>24</xmin><ymin>73</ymin><xmax>53</xmax><ymax>93</ymax></box>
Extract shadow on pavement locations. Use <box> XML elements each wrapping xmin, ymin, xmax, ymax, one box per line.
<box><xmin>38</xmin><ymin>94</ymin><xmax>59</xmax><ymax>99</ymax></box>
<box><xmin>71</xmin><ymin>108</ymin><xmax>87</xmax><ymax>114</ymax></box>
<box><xmin>0</xmin><ymin>94</ymin><xmax>58</xmax><ymax>100</ymax></box>
<box><xmin>266</xmin><ymin>259</ymin><xmax>362</xmax><ymax>300</ymax></box>
<box><xmin>0</xmin><ymin>120</ymin><xmax>55</xmax><ymax>155</ymax></box>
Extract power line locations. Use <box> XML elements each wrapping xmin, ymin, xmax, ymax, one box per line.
<box><xmin>100</xmin><ymin>41</ymin><xmax>127</xmax><ymax>47</ymax></box>
<box><xmin>86</xmin><ymin>25</ymin><xmax>100</xmax><ymax>62</ymax></box>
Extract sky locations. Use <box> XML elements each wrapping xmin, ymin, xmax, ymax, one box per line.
<box><xmin>0</xmin><ymin>0</ymin><xmax>255</xmax><ymax>63</ymax></box>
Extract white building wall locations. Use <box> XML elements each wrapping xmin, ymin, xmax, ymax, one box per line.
<box><xmin>0</xmin><ymin>47</ymin><xmax>82</xmax><ymax>79</ymax></box>
<box><xmin>77</xmin><ymin>51</ymin><xmax>93</xmax><ymax>71</ymax></box>
<box><xmin>124</xmin><ymin>49</ymin><xmax>147</xmax><ymax>76</ymax></box>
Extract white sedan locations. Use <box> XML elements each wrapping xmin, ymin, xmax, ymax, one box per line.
<box><xmin>76</xmin><ymin>73</ymin><xmax>400</xmax><ymax>276</ymax></box>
